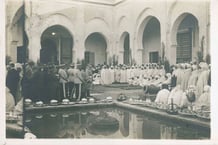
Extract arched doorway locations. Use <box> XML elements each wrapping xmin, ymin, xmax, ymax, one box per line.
<box><xmin>85</xmin><ymin>32</ymin><xmax>107</xmax><ymax>65</ymax></box>
<box><xmin>40</xmin><ymin>39</ymin><xmax>57</xmax><ymax>64</ymax></box>
<box><xmin>9</xmin><ymin>5</ymin><xmax>29</xmax><ymax>63</ymax></box>
<box><xmin>120</xmin><ymin>32</ymin><xmax>130</xmax><ymax>65</ymax></box>
<box><xmin>142</xmin><ymin>17</ymin><xmax>161</xmax><ymax>63</ymax></box>
<box><xmin>40</xmin><ymin>25</ymin><xmax>73</xmax><ymax>65</ymax></box>
<box><xmin>175</xmin><ymin>14</ymin><xmax>199</xmax><ymax>63</ymax></box>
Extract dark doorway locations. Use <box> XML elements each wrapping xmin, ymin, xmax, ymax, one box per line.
<box><xmin>41</xmin><ymin>25</ymin><xmax>73</xmax><ymax>65</ymax></box>
<box><xmin>124</xmin><ymin>34</ymin><xmax>130</xmax><ymax>65</ymax></box>
<box><xmin>85</xmin><ymin>51</ymin><xmax>95</xmax><ymax>65</ymax></box>
<box><xmin>149</xmin><ymin>51</ymin><xmax>159</xmax><ymax>63</ymax></box>
<box><xmin>40</xmin><ymin>39</ymin><xmax>57</xmax><ymax>64</ymax></box>
<box><xmin>17</xmin><ymin>46</ymin><xmax>25</xmax><ymax>63</ymax></box>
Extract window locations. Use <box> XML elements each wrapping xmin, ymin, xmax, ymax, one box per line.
<box><xmin>149</xmin><ymin>51</ymin><xmax>159</xmax><ymax>63</ymax></box>
<box><xmin>176</xmin><ymin>28</ymin><xmax>192</xmax><ymax>63</ymax></box>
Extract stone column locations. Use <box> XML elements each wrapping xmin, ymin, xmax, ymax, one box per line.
<box><xmin>135</xmin><ymin>49</ymin><xmax>143</xmax><ymax>65</ymax></box>
<box><xmin>10</xmin><ymin>41</ymin><xmax>18</xmax><ymax>63</ymax></box>
<box><xmin>74</xmin><ymin>4</ymin><xmax>85</xmax><ymax>65</ymax></box>
<box><xmin>168</xmin><ymin>44</ymin><xmax>177</xmax><ymax>65</ymax></box>
<box><xmin>119</xmin><ymin>50</ymin><xmax>124</xmax><ymax>64</ymax></box>
<box><xmin>28</xmin><ymin>33</ymin><xmax>41</xmax><ymax>63</ymax></box>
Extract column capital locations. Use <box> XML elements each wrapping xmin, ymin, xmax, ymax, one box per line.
<box><xmin>137</xmin><ymin>48</ymin><xmax>143</xmax><ymax>51</ymax></box>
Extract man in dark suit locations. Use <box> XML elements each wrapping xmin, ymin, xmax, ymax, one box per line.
<box><xmin>6</xmin><ymin>63</ymin><xmax>20</xmax><ymax>104</ymax></box>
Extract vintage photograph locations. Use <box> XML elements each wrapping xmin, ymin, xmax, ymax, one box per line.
<box><xmin>5</xmin><ymin>0</ymin><xmax>211</xmax><ymax>140</ymax></box>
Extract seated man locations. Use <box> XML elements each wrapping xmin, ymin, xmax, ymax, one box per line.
<box><xmin>162</xmin><ymin>73</ymin><xmax>172</xmax><ymax>86</ymax></box>
<box><xmin>155</xmin><ymin>84</ymin><xmax>170</xmax><ymax>104</ymax></box>
<box><xmin>180</xmin><ymin>85</ymin><xmax>197</xmax><ymax>108</ymax></box>
<box><xmin>168</xmin><ymin>85</ymin><xmax>183</xmax><ymax>107</ymax></box>
<box><xmin>194</xmin><ymin>85</ymin><xmax>210</xmax><ymax>111</ymax></box>
<box><xmin>93</xmin><ymin>73</ymin><xmax>101</xmax><ymax>85</ymax></box>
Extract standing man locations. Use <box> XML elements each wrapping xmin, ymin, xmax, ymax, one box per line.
<box><xmin>58</xmin><ymin>64</ymin><xmax>68</xmax><ymax>99</ymax></box>
<box><xmin>81</xmin><ymin>67</ymin><xmax>88</xmax><ymax>99</ymax></box>
<box><xmin>6</xmin><ymin>62</ymin><xmax>20</xmax><ymax>105</ymax></box>
<box><xmin>74</xmin><ymin>65</ymin><xmax>83</xmax><ymax>101</ymax></box>
<box><xmin>21</xmin><ymin>61</ymin><xmax>35</xmax><ymax>101</ymax></box>
<box><xmin>67</xmin><ymin>64</ymin><xmax>75</xmax><ymax>100</ymax></box>
<box><xmin>86</xmin><ymin>64</ymin><xmax>93</xmax><ymax>98</ymax></box>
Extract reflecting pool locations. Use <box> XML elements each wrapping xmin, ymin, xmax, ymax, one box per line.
<box><xmin>25</xmin><ymin>107</ymin><xmax>210</xmax><ymax>139</ymax></box>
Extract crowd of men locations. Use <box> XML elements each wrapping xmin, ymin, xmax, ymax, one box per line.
<box><xmin>6</xmin><ymin>59</ymin><xmax>211</xmax><ymax>111</ymax></box>
<box><xmin>92</xmin><ymin>63</ymin><xmax>167</xmax><ymax>87</ymax></box>
<box><xmin>91</xmin><ymin>61</ymin><xmax>211</xmax><ymax>109</ymax></box>
<box><xmin>155</xmin><ymin>62</ymin><xmax>211</xmax><ymax>110</ymax></box>
<box><xmin>6</xmin><ymin>61</ymin><xmax>93</xmax><ymax>106</ymax></box>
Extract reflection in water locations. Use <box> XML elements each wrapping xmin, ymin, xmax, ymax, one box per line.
<box><xmin>86</xmin><ymin>111</ymin><xmax>119</xmax><ymax>136</ymax></box>
<box><xmin>25</xmin><ymin>108</ymin><xmax>209</xmax><ymax>139</ymax></box>
<box><xmin>120</xmin><ymin>112</ymin><xmax>129</xmax><ymax>137</ymax></box>
<box><xmin>142</xmin><ymin>119</ymin><xmax>160</xmax><ymax>139</ymax></box>
<box><xmin>160</xmin><ymin>125</ymin><xmax>177</xmax><ymax>139</ymax></box>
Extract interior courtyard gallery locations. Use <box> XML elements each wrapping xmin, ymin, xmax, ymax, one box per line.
<box><xmin>6</xmin><ymin>0</ymin><xmax>210</xmax><ymax>66</ymax></box>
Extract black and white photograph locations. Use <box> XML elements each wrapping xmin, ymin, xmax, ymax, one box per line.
<box><xmin>3</xmin><ymin>0</ymin><xmax>218</xmax><ymax>143</ymax></box>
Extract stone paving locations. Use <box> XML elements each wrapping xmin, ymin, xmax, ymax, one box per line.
<box><xmin>90</xmin><ymin>84</ymin><xmax>145</xmax><ymax>100</ymax></box>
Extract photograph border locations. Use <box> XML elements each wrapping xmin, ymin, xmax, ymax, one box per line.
<box><xmin>1</xmin><ymin>0</ymin><xmax>218</xmax><ymax>144</ymax></box>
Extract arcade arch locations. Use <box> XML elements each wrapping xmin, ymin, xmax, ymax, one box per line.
<box><xmin>141</xmin><ymin>17</ymin><xmax>161</xmax><ymax>63</ymax></box>
<box><xmin>171</xmin><ymin>13</ymin><xmax>199</xmax><ymax>63</ymax></box>
<box><xmin>84</xmin><ymin>32</ymin><xmax>107</xmax><ymax>65</ymax></box>
<box><xmin>40</xmin><ymin>25</ymin><xmax>73</xmax><ymax>64</ymax></box>
<box><xmin>119</xmin><ymin>32</ymin><xmax>130</xmax><ymax>65</ymax></box>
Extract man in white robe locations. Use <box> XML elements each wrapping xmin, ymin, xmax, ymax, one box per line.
<box><xmin>175</xmin><ymin>64</ymin><xmax>183</xmax><ymax>86</ymax></box>
<box><xmin>180</xmin><ymin>85</ymin><xmax>197</xmax><ymax>108</ymax></box>
<box><xmin>155</xmin><ymin>84</ymin><xmax>170</xmax><ymax>104</ymax></box>
<box><xmin>100</xmin><ymin>66</ymin><xmax>106</xmax><ymax>85</ymax></box>
<box><xmin>135</xmin><ymin>66</ymin><xmax>141</xmax><ymax>78</ymax></box>
<box><xmin>126</xmin><ymin>66</ymin><xmax>131</xmax><ymax>83</ymax></box>
<box><xmin>168</xmin><ymin>85</ymin><xmax>183</xmax><ymax>107</ymax></box>
<box><xmin>139</xmin><ymin>67</ymin><xmax>145</xmax><ymax>80</ymax></box>
<box><xmin>188</xmin><ymin>64</ymin><xmax>199</xmax><ymax>87</ymax></box>
<box><xmin>120</xmin><ymin>66</ymin><xmax>126</xmax><ymax>83</ymax></box>
<box><xmin>181</xmin><ymin>63</ymin><xmax>192</xmax><ymax>91</ymax></box>
<box><xmin>147</xmin><ymin>66</ymin><xmax>153</xmax><ymax>77</ymax></box>
<box><xmin>143</xmin><ymin>66</ymin><xmax>148</xmax><ymax>78</ymax></box>
<box><xmin>130</xmin><ymin>66</ymin><xmax>135</xmax><ymax>79</ymax></box>
<box><xmin>162</xmin><ymin>73</ymin><xmax>172</xmax><ymax>86</ymax></box>
<box><xmin>196</xmin><ymin>62</ymin><xmax>209</xmax><ymax>98</ymax></box>
<box><xmin>124</xmin><ymin>67</ymin><xmax>128</xmax><ymax>83</ymax></box>
<box><xmin>195</xmin><ymin>85</ymin><xmax>210</xmax><ymax>108</ymax></box>
<box><xmin>104</xmin><ymin>67</ymin><xmax>111</xmax><ymax>85</ymax></box>
<box><xmin>114</xmin><ymin>66</ymin><xmax>121</xmax><ymax>83</ymax></box>
<box><xmin>109</xmin><ymin>66</ymin><xmax>115</xmax><ymax>84</ymax></box>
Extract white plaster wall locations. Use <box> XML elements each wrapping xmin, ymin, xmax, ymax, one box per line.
<box><xmin>24</xmin><ymin>0</ymin><xmax>113</xmax><ymax>63</ymax></box>
<box><xmin>168</xmin><ymin>0</ymin><xmax>209</xmax><ymax>64</ymax></box>
<box><xmin>6</xmin><ymin>0</ymin><xmax>210</xmax><ymax>65</ymax></box>
<box><xmin>114</xmin><ymin>0</ymin><xmax>167</xmax><ymax>64</ymax></box>
<box><xmin>6</xmin><ymin>0</ymin><xmax>23</xmax><ymax>62</ymax></box>
<box><xmin>112</xmin><ymin>0</ymin><xmax>210</xmax><ymax>65</ymax></box>
<box><xmin>142</xmin><ymin>18</ymin><xmax>161</xmax><ymax>63</ymax></box>
<box><xmin>85</xmin><ymin>33</ymin><xmax>107</xmax><ymax>65</ymax></box>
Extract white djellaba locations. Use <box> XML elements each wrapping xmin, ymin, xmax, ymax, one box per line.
<box><xmin>155</xmin><ymin>89</ymin><xmax>170</xmax><ymax>104</ymax></box>
<box><xmin>167</xmin><ymin>85</ymin><xmax>183</xmax><ymax>107</ymax></box>
<box><xmin>196</xmin><ymin>62</ymin><xmax>210</xmax><ymax>98</ymax></box>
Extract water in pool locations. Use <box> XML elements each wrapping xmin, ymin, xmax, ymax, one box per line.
<box><xmin>25</xmin><ymin>107</ymin><xmax>210</xmax><ymax>139</ymax></box>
